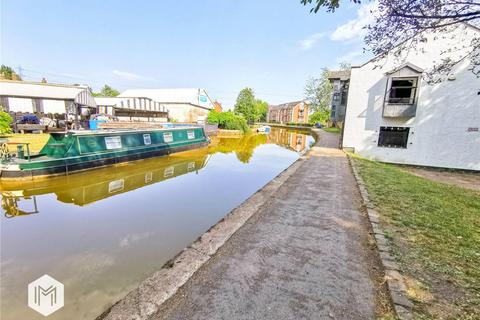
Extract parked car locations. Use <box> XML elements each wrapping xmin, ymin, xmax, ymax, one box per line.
<box><xmin>314</xmin><ymin>122</ymin><xmax>323</xmax><ymax>128</ymax></box>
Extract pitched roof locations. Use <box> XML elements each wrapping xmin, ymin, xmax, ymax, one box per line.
<box><xmin>269</xmin><ymin>100</ymin><xmax>306</xmax><ymax>110</ymax></box>
<box><xmin>0</xmin><ymin>80</ymin><xmax>96</xmax><ymax>107</ymax></box>
<box><xmin>94</xmin><ymin>96</ymin><xmax>168</xmax><ymax>112</ymax></box>
<box><xmin>385</xmin><ymin>62</ymin><xmax>424</xmax><ymax>75</ymax></box>
<box><xmin>327</xmin><ymin>70</ymin><xmax>351</xmax><ymax>80</ymax></box>
<box><xmin>118</xmin><ymin>88</ymin><xmax>213</xmax><ymax>109</ymax></box>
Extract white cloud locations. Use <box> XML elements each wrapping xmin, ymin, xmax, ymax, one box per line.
<box><xmin>112</xmin><ymin>70</ymin><xmax>155</xmax><ymax>81</ymax></box>
<box><xmin>330</xmin><ymin>2</ymin><xmax>377</xmax><ymax>42</ymax></box>
<box><xmin>299</xmin><ymin>32</ymin><xmax>326</xmax><ymax>50</ymax></box>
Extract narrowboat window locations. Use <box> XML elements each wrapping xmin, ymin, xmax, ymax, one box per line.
<box><xmin>188</xmin><ymin>161</ymin><xmax>196</xmax><ymax>170</ymax></box>
<box><xmin>143</xmin><ymin>133</ymin><xmax>152</xmax><ymax>145</ymax></box>
<box><xmin>378</xmin><ymin>127</ymin><xmax>410</xmax><ymax>148</ymax></box>
<box><xmin>145</xmin><ymin>172</ymin><xmax>153</xmax><ymax>183</ymax></box>
<box><xmin>187</xmin><ymin>131</ymin><xmax>195</xmax><ymax>140</ymax></box>
<box><xmin>163</xmin><ymin>132</ymin><xmax>173</xmax><ymax>143</ymax></box>
<box><xmin>105</xmin><ymin>136</ymin><xmax>122</xmax><ymax>149</ymax></box>
<box><xmin>108</xmin><ymin>179</ymin><xmax>124</xmax><ymax>193</ymax></box>
<box><xmin>164</xmin><ymin>166</ymin><xmax>175</xmax><ymax>177</ymax></box>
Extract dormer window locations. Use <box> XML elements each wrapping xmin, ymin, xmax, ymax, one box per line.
<box><xmin>388</xmin><ymin>77</ymin><xmax>418</xmax><ymax>104</ymax></box>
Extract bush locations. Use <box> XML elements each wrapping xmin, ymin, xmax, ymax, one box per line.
<box><xmin>208</xmin><ymin>110</ymin><xmax>250</xmax><ymax>133</ymax></box>
<box><xmin>308</xmin><ymin>110</ymin><xmax>330</xmax><ymax>125</ymax></box>
<box><xmin>0</xmin><ymin>110</ymin><xmax>13</xmax><ymax>134</ymax></box>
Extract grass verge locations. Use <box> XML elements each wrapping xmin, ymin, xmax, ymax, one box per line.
<box><xmin>0</xmin><ymin>133</ymin><xmax>50</xmax><ymax>153</ymax></box>
<box><xmin>351</xmin><ymin>155</ymin><xmax>480</xmax><ymax>320</ymax></box>
<box><xmin>322</xmin><ymin>127</ymin><xmax>341</xmax><ymax>134</ymax></box>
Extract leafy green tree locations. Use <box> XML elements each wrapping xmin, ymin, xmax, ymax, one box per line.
<box><xmin>304</xmin><ymin>68</ymin><xmax>333</xmax><ymax>113</ymax></box>
<box><xmin>254</xmin><ymin>99</ymin><xmax>268</xmax><ymax>122</ymax></box>
<box><xmin>308</xmin><ymin>110</ymin><xmax>330</xmax><ymax>125</ymax></box>
<box><xmin>94</xmin><ymin>84</ymin><xmax>120</xmax><ymax>97</ymax></box>
<box><xmin>0</xmin><ymin>110</ymin><xmax>13</xmax><ymax>134</ymax></box>
<box><xmin>0</xmin><ymin>65</ymin><xmax>21</xmax><ymax>80</ymax></box>
<box><xmin>234</xmin><ymin>88</ymin><xmax>257</xmax><ymax>123</ymax></box>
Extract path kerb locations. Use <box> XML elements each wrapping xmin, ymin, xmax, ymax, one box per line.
<box><xmin>347</xmin><ymin>154</ymin><xmax>415</xmax><ymax>320</ymax></box>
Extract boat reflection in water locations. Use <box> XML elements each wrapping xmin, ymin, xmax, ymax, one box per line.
<box><xmin>1</xmin><ymin>149</ymin><xmax>210</xmax><ymax>216</ymax></box>
<box><xmin>1</xmin><ymin>127</ymin><xmax>312</xmax><ymax>217</ymax></box>
<box><xmin>0</xmin><ymin>127</ymin><xmax>314</xmax><ymax>320</ymax></box>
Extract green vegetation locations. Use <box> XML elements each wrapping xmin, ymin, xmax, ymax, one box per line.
<box><xmin>207</xmin><ymin>110</ymin><xmax>250</xmax><ymax>133</ymax></box>
<box><xmin>322</xmin><ymin>127</ymin><xmax>340</xmax><ymax>133</ymax></box>
<box><xmin>254</xmin><ymin>99</ymin><xmax>268</xmax><ymax>122</ymax></box>
<box><xmin>304</xmin><ymin>68</ymin><xmax>332</xmax><ymax>115</ymax></box>
<box><xmin>234</xmin><ymin>88</ymin><xmax>256</xmax><ymax>123</ymax></box>
<box><xmin>0</xmin><ymin>65</ymin><xmax>21</xmax><ymax>80</ymax></box>
<box><xmin>234</xmin><ymin>88</ymin><xmax>269</xmax><ymax>123</ymax></box>
<box><xmin>308</xmin><ymin>110</ymin><xmax>330</xmax><ymax>125</ymax></box>
<box><xmin>0</xmin><ymin>111</ymin><xmax>13</xmax><ymax>134</ymax></box>
<box><xmin>352</xmin><ymin>156</ymin><xmax>480</xmax><ymax>319</ymax></box>
<box><xmin>93</xmin><ymin>84</ymin><xmax>120</xmax><ymax>97</ymax></box>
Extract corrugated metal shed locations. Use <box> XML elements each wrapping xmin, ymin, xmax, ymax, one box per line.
<box><xmin>94</xmin><ymin>96</ymin><xmax>167</xmax><ymax>113</ymax></box>
<box><xmin>119</xmin><ymin>88</ymin><xmax>214</xmax><ymax>109</ymax></box>
<box><xmin>0</xmin><ymin>80</ymin><xmax>97</xmax><ymax>108</ymax></box>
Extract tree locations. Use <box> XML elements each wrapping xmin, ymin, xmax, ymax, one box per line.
<box><xmin>234</xmin><ymin>88</ymin><xmax>257</xmax><ymax>123</ymax></box>
<box><xmin>0</xmin><ymin>65</ymin><xmax>21</xmax><ymax>80</ymax></box>
<box><xmin>308</xmin><ymin>110</ymin><xmax>330</xmax><ymax>125</ymax></box>
<box><xmin>254</xmin><ymin>99</ymin><xmax>268</xmax><ymax>122</ymax></box>
<box><xmin>301</xmin><ymin>0</ymin><xmax>480</xmax><ymax>79</ymax></box>
<box><xmin>304</xmin><ymin>68</ymin><xmax>333</xmax><ymax>113</ymax></box>
<box><xmin>94</xmin><ymin>84</ymin><xmax>120</xmax><ymax>97</ymax></box>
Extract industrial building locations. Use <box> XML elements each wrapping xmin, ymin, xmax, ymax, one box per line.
<box><xmin>119</xmin><ymin>88</ymin><xmax>214</xmax><ymax>123</ymax></box>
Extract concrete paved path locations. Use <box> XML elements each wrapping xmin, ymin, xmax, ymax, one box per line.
<box><xmin>152</xmin><ymin>130</ymin><xmax>383</xmax><ymax>320</ymax></box>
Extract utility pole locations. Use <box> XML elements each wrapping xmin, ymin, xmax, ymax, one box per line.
<box><xmin>17</xmin><ymin>65</ymin><xmax>23</xmax><ymax>79</ymax></box>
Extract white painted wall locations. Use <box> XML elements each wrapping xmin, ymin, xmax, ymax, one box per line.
<box><xmin>165</xmin><ymin>103</ymin><xmax>210</xmax><ymax>123</ymax></box>
<box><xmin>343</xmin><ymin>24</ymin><xmax>480</xmax><ymax>171</ymax></box>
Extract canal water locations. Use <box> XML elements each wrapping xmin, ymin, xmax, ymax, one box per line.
<box><xmin>0</xmin><ymin>127</ymin><xmax>314</xmax><ymax>320</ymax></box>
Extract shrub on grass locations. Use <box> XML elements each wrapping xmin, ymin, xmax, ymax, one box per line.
<box><xmin>207</xmin><ymin>110</ymin><xmax>250</xmax><ymax>133</ymax></box>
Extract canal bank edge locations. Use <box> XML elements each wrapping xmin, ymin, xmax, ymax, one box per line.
<box><xmin>347</xmin><ymin>154</ymin><xmax>415</xmax><ymax>320</ymax></box>
<box><xmin>96</xmin><ymin>129</ymin><xmax>320</xmax><ymax>320</ymax></box>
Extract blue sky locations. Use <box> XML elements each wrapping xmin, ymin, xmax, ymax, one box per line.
<box><xmin>0</xmin><ymin>0</ymin><xmax>373</xmax><ymax>108</ymax></box>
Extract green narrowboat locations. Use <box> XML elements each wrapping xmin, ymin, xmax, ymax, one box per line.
<box><xmin>0</xmin><ymin>126</ymin><xmax>209</xmax><ymax>179</ymax></box>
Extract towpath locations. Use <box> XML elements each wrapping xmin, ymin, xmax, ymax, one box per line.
<box><xmin>151</xmin><ymin>130</ymin><xmax>385</xmax><ymax>320</ymax></box>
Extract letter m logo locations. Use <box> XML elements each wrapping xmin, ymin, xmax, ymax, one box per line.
<box><xmin>28</xmin><ymin>275</ymin><xmax>64</xmax><ymax>316</ymax></box>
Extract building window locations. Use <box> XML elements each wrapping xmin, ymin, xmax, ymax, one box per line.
<box><xmin>388</xmin><ymin>78</ymin><xmax>418</xmax><ymax>104</ymax></box>
<box><xmin>378</xmin><ymin>127</ymin><xmax>410</xmax><ymax>148</ymax></box>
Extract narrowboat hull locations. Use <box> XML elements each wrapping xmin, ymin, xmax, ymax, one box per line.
<box><xmin>0</xmin><ymin>127</ymin><xmax>210</xmax><ymax>179</ymax></box>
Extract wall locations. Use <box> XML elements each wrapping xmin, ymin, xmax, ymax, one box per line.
<box><xmin>343</xmin><ymin>24</ymin><xmax>480</xmax><ymax>170</ymax></box>
<box><xmin>165</xmin><ymin>103</ymin><xmax>210</xmax><ymax>123</ymax></box>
